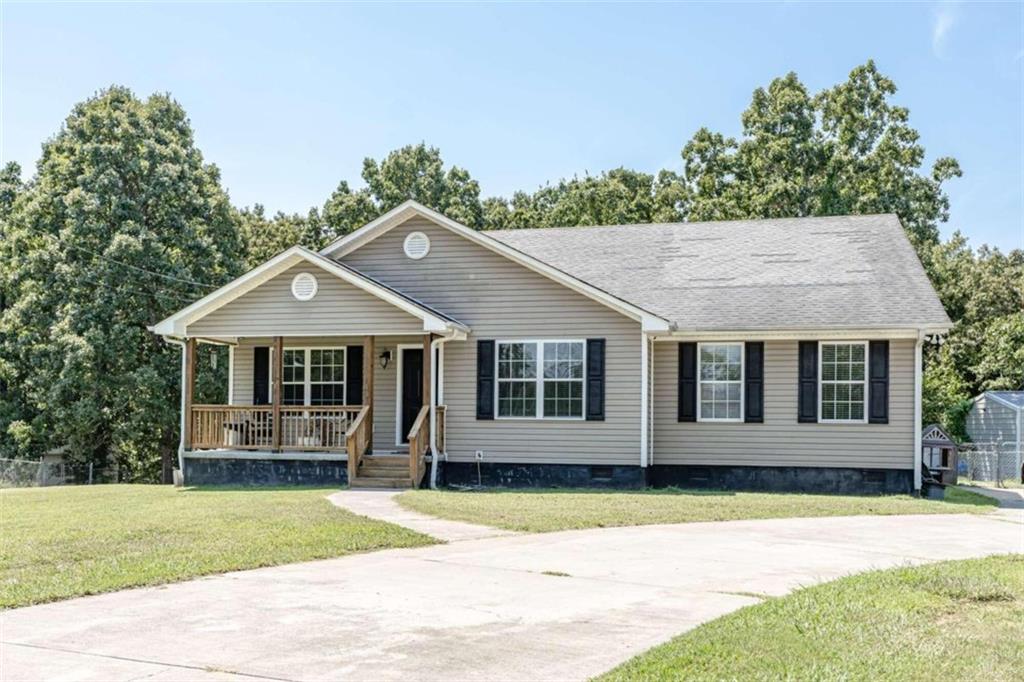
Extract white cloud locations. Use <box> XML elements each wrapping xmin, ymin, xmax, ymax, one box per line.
<box><xmin>932</xmin><ymin>2</ymin><xmax>959</xmax><ymax>58</ymax></box>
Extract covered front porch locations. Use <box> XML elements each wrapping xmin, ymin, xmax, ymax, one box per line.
<box><xmin>149</xmin><ymin>245</ymin><xmax>468</xmax><ymax>488</ymax></box>
<box><xmin>181</xmin><ymin>334</ymin><xmax>446</xmax><ymax>488</ymax></box>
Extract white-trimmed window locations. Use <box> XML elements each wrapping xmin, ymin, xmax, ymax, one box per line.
<box><xmin>698</xmin><ymin>343</ymin><xmax>743</xmax><ymax>421</ymax></box>
<box><xmin>278</xmin><ymin>347</ymin><xmax>346</xmax><ymax>406</ymax></box>
<box><xmin>820</xmin><ymin>341</ymin><xmax>866</xmax><ymax>422</ymax></box>
<box><xmin>282</xmin><ymin>349</ymin><xmax>305</xmax><ymax>406</ymax></box>
<box><xmin>310</xmin><ymin>349</ymin><xmax>345</xmax><ymax>406</ymax></box>
<box><xmin>497</xmin><ymin>340</ymin><xmax>585</xmax><ymax>419</ymax></box>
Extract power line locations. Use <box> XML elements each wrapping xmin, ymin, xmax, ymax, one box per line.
<box><xmin>62</xmin><ymin>243</ymin><xmax>223</xmax><ymax>290</ymax></box>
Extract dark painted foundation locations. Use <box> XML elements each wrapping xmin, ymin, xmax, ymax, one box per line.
<box><xmin>184</xmin><ymin>457</ymin><xmax>348</xmax><ymax>486</ymax></box>
<box><xmin>439</xmin><ymin>461</ymin><xmax>913</xmax><ymax>494</ymax></box>
<box><xmin>439</xmin><ymin>461</ymin><xmax>645</xmax><ymax>489</ymax></box>
<box><xmin>647</xmin><ymin>464</ymin><xmax>914</xmax><ymax>495</ymax></box>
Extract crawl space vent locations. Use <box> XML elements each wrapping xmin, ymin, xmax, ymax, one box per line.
<box><xmin>403</xmin><ymin>231</ymin><xmax>431</xmax><ymax>260</ymax></box>
<box><xmin>290</xmin><ymin>272</ymin><xmax>318</xmax><ymax>301</ymax></box>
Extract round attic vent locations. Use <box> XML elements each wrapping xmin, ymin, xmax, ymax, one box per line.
<box><xmin>403</xmin><ymin>231</ymin><xmax>431</xmax><ymax>260</ymax></box>
<box><xmin>290</xmin><ymin>272</ymin><xmax>318</xmax><ymax>301</ymax></box>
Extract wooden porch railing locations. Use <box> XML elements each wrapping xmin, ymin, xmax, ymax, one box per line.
<box><xmin>345</xmin><ymin>405</ymin><xmax>371</xmax><ymax>481</ymax></box>
<box><xmin>191</xmin><ymin>405</ymin><xmax>272</xmax><ymax>450</ymax></box>
<box><xmin>190</xmin><ymin>405</ymin><xmax>363</xmax><ymax>452</ymax></box>
<box><xmin>407</xmin><ymin>405</ymin><xmax>430</xmax><ymax>486</ymax></box>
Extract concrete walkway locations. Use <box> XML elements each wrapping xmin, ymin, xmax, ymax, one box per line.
<box><xmin>328</xmin><ymin>489</ymin><xmax>518</xmax><ymax>542</ymax></box>
<box><xmin>959</xmin><ymin>484</ymin><xmax>1024</xmax><ymax>510</ymax></box>
<box><xmin>3</xmin><ymin>508</ymin><xmax>1020</xmax><ymax>682</ymax></box>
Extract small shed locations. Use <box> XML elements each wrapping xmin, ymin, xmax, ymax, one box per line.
<box><xmin>921</xmin><ymin>424</ymin><xmax>959</xmax><ymax>485</ymax></box>
<box><xmin>965</xmin><ymin>391</ymin><xmax>1024</xmax><ymax>483</ymax></box>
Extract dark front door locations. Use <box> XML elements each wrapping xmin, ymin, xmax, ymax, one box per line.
<box><xmin>401</xmin><ymin>348</ymin><xmax>424</xmax><ymax>443</ymax></box>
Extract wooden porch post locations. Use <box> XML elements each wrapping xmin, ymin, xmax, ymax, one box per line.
<box><xmin>272</xmin><ymin>336</ymin><xmax>283</xmax><ymax>451</ymax></box>
<box><xmin>183</xmin><ymin>337</ymin><xmax>196</xmax><ymax>451</ymax></box>
<box><xmin>363</xmin><ymin>335</ymin><xmax>374</xmax><ymax>452</ymax></box>
<box><xmin>422</xmin><ymin>334</ymin><xmax>432</xmax><ymax>448</ymax></box>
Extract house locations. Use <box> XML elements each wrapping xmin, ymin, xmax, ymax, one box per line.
<box><xmin>965</xmin><ymin>391</ymin><xmax>1024</xmax><ymax>483</ymax></box>
<box><xmin>921</xmin><ymin>424</ymin><xmax>958</xmax><ymax>486</ymax></box>
<box><xmin>150</xmin><ymin>201</ymin><xmax>951</xmax><ymax>493</ymax></box>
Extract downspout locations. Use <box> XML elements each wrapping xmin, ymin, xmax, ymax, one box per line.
<box><xmin>163</xmin><ymin>336</ymin><xmax>188</xmax><ymax>478</ymax></box>
<box><xmin>428</xmin><ymin>331</ymin><xmax>458</xmax><ymax>490</ymax></box>
<box><xmin>913</xmin><ymin>331</ymin><xmax>925</xmax><ymax>491</ymax></box>
<box><xmin>640</xmin><ymin>332</ymin><xmax>650</xmax><ymax>468</ymax></box>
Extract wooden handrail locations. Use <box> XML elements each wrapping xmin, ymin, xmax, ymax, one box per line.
<box><xmin>188</xmin><ymin>404</ymin><xmax>364</xmax><ymax>452</ymax></box>
<box><xmin>345</xmin><ymin>405</ymin><xmax>371</xmax><ymax>481</ymax></box>
<box><xmin>407</xmin><ymin>405</ymin><xmax>430</xmax><ymax>486</ymax></box>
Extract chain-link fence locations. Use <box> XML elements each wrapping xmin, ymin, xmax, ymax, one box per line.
<box><xmin>959</xmin><ymin>442</ymin><xmax>1022</xmax><ymax>488</ymax></box>
<box><xmin>0</xmin><ymin>458</ymin><xmax>107</xmax><ymax>488</ymax></box>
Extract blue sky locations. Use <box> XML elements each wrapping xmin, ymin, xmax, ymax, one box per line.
<box><xmin>2</xmin><ymin>1</ymin><xmax>1021</xmax><ymax>251</ymax></box>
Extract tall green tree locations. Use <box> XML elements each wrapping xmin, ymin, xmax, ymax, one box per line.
<box><xmin>238</xmin><ymin>204</ymin><xmax>325</xmax><ymax>268</ymax></box>
<box><xmin>321</xmin><ymin>144</ymin><xmax>484</xmax><ymax>239</ymax></box>
<box><xmin>0</xmin><ymin>87</ymin><xmax>242</xmax><ymax>479</ymax></box>
<box><xmin>483</xmin><ymin>168</ymin><xmax>687</xmax><ymax>230</ymax></box>
<box><xmin>682</xmin><ymin>61</ymin><xmax>961</xmax><ymax>247</ymax></box>
<box><xmin>922</xmin><ymin>236</ymin><xmax>1024</xmax><ymax>435</ymax></box>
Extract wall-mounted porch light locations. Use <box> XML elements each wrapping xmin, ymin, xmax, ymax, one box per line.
<box><xmin>379</xmin><ymin>350</ymin><xmax>392</xmax><ymax>370</ymax></box>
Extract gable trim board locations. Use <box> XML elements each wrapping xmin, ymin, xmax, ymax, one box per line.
<box><xmin>320</xmin><ymin>200</ymin><xmax>671</xmax><ymax>332</ymax></box>
<box><xmin>150</xmin><ymin>245</ymin><xmax>469</xmax><ymax>339</ymax></box>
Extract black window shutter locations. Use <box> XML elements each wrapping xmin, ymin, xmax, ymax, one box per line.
<box><xmin>253</xmin><ymin>346</ymin><xmax>270</xmax><ymax>405</ymax></box>
<box><xmin>476</xmin><ymin>340</ymin><xmax>495</xmax><ymax>420</ymax></box>
<box><xmin>678</xmin><ymin>342</ymin><xmax>697</xmax><ymax>422</ymax></box>
<box><xmin>585</xmin><ymin>338</ymin><xmax>605</xmax><ymax>421</ymax></box>
<box><xmin>798</xmin><ymin>341</ymin><xmax>818</xmax><ymax>423</ymax></box>
<box><xmin>744</xmin><ymin>342</ymin><xmax>764</xmax><ymax>423</ymax></box>
<box><xmin>868</xmin><ymin>340</ymin><xmax>889</xmax><ymax>424</ymax></box>
<box><xmin>347</xmin><ymin>346</ymin><xmax>363</xmax><ymax>406</ymax></box>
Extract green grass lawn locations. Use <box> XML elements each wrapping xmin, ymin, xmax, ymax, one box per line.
<box><xmin>0</xmin><ymin>485</ymin><xmax>434</xmax><ymax>609</ymax></box>
<box><xmin>598</xmin><ymin>555</ymin><xmax>1024</xmax><ymax>681</ymax></box>
<box><xmin>397</xmin><ymin>487</ymin><xmax>996</xmax><ymax>533</ymax></box>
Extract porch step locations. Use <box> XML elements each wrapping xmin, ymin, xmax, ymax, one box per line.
<box><xmin>350</xmin><ymin>476</ymin><xmax>414</xmax><ymax>489</ymax></box>
<box><xmin>361</xmin><ymin>455</ymin><xmax>408</xmax><ymax>467</ymax></box>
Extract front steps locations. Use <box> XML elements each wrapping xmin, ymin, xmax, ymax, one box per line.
<box><xmin>350</xmin><ymin>455</ymin><xmax>416</xmax><ymax>489</ymax></box>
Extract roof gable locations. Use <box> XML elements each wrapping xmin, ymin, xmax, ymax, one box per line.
<box><xmin>320</xmin><ymin>201</ymin><xmax>670</xmax><ymax>330</ymax></box>
<box><xmin>150</xmin><ymin>245</ymin><xmax>468</xmax><ymax>338</ymax></box>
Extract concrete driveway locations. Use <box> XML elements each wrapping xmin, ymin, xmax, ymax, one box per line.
<box><xmin>2</xmin><ymin>507</ymin><xmax>1021</xmax><ymax>681</ymax></box>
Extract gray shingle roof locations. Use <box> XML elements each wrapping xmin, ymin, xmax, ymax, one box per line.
<box><xmin>488</xmin><ymin>214</ymin><xmax>951</xmax><ymax>331</ymax></box>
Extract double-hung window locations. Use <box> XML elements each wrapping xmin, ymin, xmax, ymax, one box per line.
<box><xmin>698</xmin><ymin>343</ymin><xmax>743</xmax><ymax>421</ymax></box>
<box><xmin>309</xmin><ymin>349</ymin><xmax>345</xmax><ymax>406</ymax></box>
<box><xmin>497</xmin><ymin>341</ymin><xmax>585</xmax><ymax>419</ymax></box>
<box><xmin>282</xmin><ymin>349</ymin><xmax>306</xmax><ymax>406</ymax></box>
<box><xmin>278</xmin><ymin>347</ymin><xmax>346</xmax><ymax>406</ymax></box>
<box><xmin>819</xmin><ymin>342</ymin><xmax>866</xmax><ymax>422</ymax></box>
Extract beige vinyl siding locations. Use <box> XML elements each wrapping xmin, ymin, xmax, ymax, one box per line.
<box><xmin>966</xmin><ymin>397</ymin><xmax>1020</xmax><ymax>446</ymax></box>
<box><xmin>342</xmin><ymin>217</ymin><xmax>642</xmax><ymax>466</ymax></box>
<box><xmin>187</xmin><ymin>264</ymin><xmax>424</xmax><ymax>337</ymax></box>
<box><xmin>652</xmin><ymin>339</ymin><xmax>916</xmax><ymax>470</ymax></box>
<box><xmin>231</xmin><ymin>335</ymin><xmax>423</xmax><ymax>448</ymax></box>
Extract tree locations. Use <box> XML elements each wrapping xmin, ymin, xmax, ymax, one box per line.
<box><xmin>238</xmin><ymin>205</ymin><xmax>325</xmax><ymax>268</ymax></box>
<box><xmin>922</xmin><ymin>235</ymin><xmax>1024</xmax><ymax>435</ymax></box>
<box><xmin>320</xmin><ymin>144</ymin><xmax>484</xmax><ymax>239</ymax></box>
<box><xmin>483</xmin><ymin>168</ymin><xmax>687</xmax><ymax>230</ymax></box>
<box><xmin>0</xmin><ymin>86</ymin><xmax>242</xmax><ymax>480</ymax></box>
<box><xmin>682</xmin><ymin>61</ymin><xmax>961</xmax><ymax>247</ymax></box>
